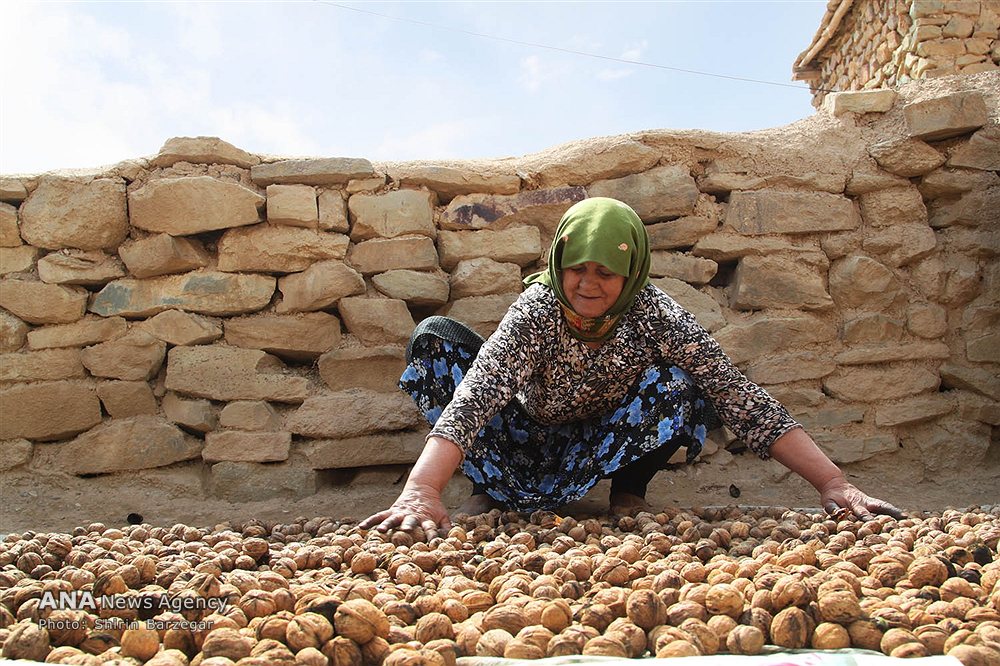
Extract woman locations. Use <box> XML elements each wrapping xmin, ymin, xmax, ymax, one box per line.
<box><xmin>360</xmin><ymin>198</ymin><xmax>902</xmax><ymax>539</ymax></box>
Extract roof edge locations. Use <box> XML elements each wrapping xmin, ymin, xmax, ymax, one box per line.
<box><xmin>792</xmin><ymin>0</ymin><xmax>856</xmax><ymax>78</ymax></box>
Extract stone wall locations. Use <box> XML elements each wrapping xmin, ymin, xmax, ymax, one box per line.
<box><xmin>794</xmin><ymin>0</ymin><xmax>999</xmax><ymax>107</ymax></box>
<box><xmin>0</xmin><ymin>74</ymin><xmax>997</xmax><ymax>514</ymax></box>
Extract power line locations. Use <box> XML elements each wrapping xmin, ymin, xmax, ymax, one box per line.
<box><xmin>317</xmin><ymin>1</ymin><xmax>830</xmax><ymax>93</ymax></box>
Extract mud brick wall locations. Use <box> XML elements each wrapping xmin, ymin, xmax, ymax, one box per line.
<box><xmin>0</xmin><ymin>75</ymin><xmax>997</xmax><ymax>505</ymax></box>
<box><xmin>794</xmin><ymin>0</ymin><xmax>999</xmax><ymax>107</ymax></box>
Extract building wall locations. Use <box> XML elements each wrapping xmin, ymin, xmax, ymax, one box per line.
<box><xmin>801</xmin><ymin>0</ymin><xmax>999</xmax><ymax>107</ymax></box>
<box><xmin>0</xmin><ymin>76</ymin><xmax>997</xmax><ymax>516</ymax></box>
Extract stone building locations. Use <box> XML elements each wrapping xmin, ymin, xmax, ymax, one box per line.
<box><xmin>793</xmin><ymin>0</ymin><xmax>1000</xmax><ymax>107</ymax></box>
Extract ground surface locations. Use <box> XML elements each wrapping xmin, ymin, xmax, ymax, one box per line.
<box><xmin>3</xmin><ymin>447</ymin><xmax>997</xmax><ymax>533</ymax></box>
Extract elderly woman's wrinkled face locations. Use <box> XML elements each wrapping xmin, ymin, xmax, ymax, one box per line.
<box><xmin>562</xmin><ymin>261</ymin><xmax>626</xmax><ymax>318</ymax></box>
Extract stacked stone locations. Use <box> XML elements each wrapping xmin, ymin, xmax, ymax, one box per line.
<box><xmin>807</xmin><ymin>1</ymin><xmax>998</xmax><ymax>108</ymax></box>
<box><xmin>816</xmin><ymin>0</ymin><xmax>912</xmax><ymax>102</ymax></box>
<box><xmin>0</xmin><ymin>84</ymin><xmax>997</xmax><ymax>506</ymax></box>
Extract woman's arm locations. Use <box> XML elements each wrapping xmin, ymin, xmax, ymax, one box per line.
<box><xmin>769</xmin><ymin>427</ymin><xmax>904</xmax><ymax>520</ymax></box>
<box><xmin>359</xmin><ymin>436</ymin><xmax>463</xmax><ymax>540</ymax></box>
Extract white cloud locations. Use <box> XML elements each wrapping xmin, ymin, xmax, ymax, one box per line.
<box><xmin>418</xmin><ymin>49</ymin><xmax>444</xmax><ymax>62</ymax></box>
<box><xmin>595</xmin><ymin>40</ymin><xmax>648</xmax><ymax>82</ymax></box>
<box><xmin>165</xmin><ymin>3</ymin><xmax>225</xmax><ymax>58</ymax></box>
<box><xmin>518</xmin><ymin>54</ymin><xmax>572</xmax><ymax>93</ymax></box>
<box><xmin>0</xmin><ymin>3</ymin><xmax>318</xmax><ymax>173</ymax></box>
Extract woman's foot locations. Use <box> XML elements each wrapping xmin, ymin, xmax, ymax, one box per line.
<box><xmin>609</xmin><ymin>491</ymin><xmax>651</xmax><ymax>516</ymax></box>
<box><xmin>455</xmin><ymin>493</ymin><xmax>503</xmax><ymax>517</ymax></box>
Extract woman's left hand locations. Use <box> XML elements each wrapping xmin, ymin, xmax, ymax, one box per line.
<box><xmin>819</xmin><ymin>475</ymin><xmax>905</xmax><ymax>521</ymax></box>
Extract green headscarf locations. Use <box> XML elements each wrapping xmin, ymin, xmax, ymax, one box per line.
<box><xmin>524</xmin><ymin>197</ymin><xmax>650</xmax><ymax>343</ymax></box>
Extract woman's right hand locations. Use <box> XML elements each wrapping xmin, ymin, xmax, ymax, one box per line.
<box><xmin>359</xmin><ymin>482</ymin><xmax>452</xmax><ymax>541</ymax></box>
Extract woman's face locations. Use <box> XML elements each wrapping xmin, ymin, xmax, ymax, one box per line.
<box><xmin>562</xmin><ymin>261</ymin><xmax>626</xmax><ymax>318</ymax></box>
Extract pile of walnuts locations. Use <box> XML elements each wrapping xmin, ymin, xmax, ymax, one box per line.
<box><xmin>1</xmin><ymin>505</ymin><xmax>998</xmax><ymax>665</ymax></box>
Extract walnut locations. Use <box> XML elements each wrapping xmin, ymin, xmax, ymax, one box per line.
<box><xmin>254</xmin><ymin>614</ymin><xmax>291</xmax><ymax>643</ymax></box>
<box><xmin>941</xmin><ymin>577</ymin><xmax>977</xmax><ymax>602</ymax></box>
<box><xmin>656</xmin><ymin>639</ymin><xmax>701</xmax><ymax>657</ymax></box>
<box><xmin>705</xmin><ymin>583</ymin><xmax>745</xmax><ymax>618</ymax></box>
<box><xmin>539</xmin><ymin>600</ymin><xmax>572</xmax><ymax>633</ymax></box>
<box><xmin>592</xmin><ymin>557</ymin><xmax>630</xmax><ymax>586</ymax></box>
<box><xmin>771</xmin><ymin>607</ymin><xmax>811</xmax><ymax>649</ymax></box>
<box><xmin>818</xmin><ymin>589</ymin><xmax>863</xmax><ymax>623</ymax></box>
<box><xmin>812</xmin><ymin>622</ymin><xmax>851</xmax><ymax>649</ymax></box>
<box><xmin>726</xmin><ymin>625</ymin><xmax>765</xmax><ymax>655</ymax></box>
<box><xmin>947</xmin><ymin>644</ymin><xmax>999</xmax><ymax>666</ymax></box>
<box><xmin>880</xmin><ymin>627</ymin><xmax>919</xmax><ymax>654</ymax></box>
<box><xmin>423</xmin><ymin>639</ymin><xmax>457</xmax><ymax>666</ymax></box>
<box><xmin>475</xmin><ymin>628</ymin><xmax>513</xmax><ymax>657</ymax></box>
<box><xmin>576</xmin><ymin>603</ymin><xmax>614</xmax><ymax>632</ymax></box>
<box><xmin>514</xmin><ymin>625</ymin><xmax>554</xmax><ymax>653</ymax></box>
<box><xmin>453</xmin><ymin>624</ymin><xmax>481</xmax><ymax>657</ymax></box>
<box><xmin>606</xmin><ymin>619</ymin><xmax>646</xmax><ymax>658</ymax></box>
<box><xmin>481</xmin><ymin>605</ymin><xmax>526</xmax><ymax>635</ymax></box>
<box><xmin>361</xmin><ymin>636</ymin><xmax>391</xmax><ymax>665</ymax></box>
<box><xmin>239</xmin><ymin>590</ymin><xmax>276</xmax><ymax>619</ymax></box>
<box><xmin>119</xmin><ymin>626</ymin><xmax>159</xmax><ymax>661</ymax></box>
<box><xmin>383</xmin><ymin>647</ymin><xmax>446</xmax><ymax>666</ymax></box>
<box><xmin>143</xmin><ymin>648</ymin><xmax>189</xmax><ymax>666</ymax></box>
<box><xmin>200</xmin><ymin>627</ymin><xmax>252</xmax><ymax>661</ymax></box>
<box><xmin>1</xmin><ymin>621</ymin><xmax>50</xmax><ymax>661</ymax></box>
<box><xmin>503</xmin><ymin>637</ymin><xmax>544</xmax><ymax>659</ymax></box>
<box><xmin>914</xmin><ymin>625</ymin><xmax>950</xmax><ymax>654</ymax></box>
<box><xmin>707</xmin><ymin>614</ymin><xmax>738</xmax><ymax>642</ymax></box>
<box><xmin>440</xmin><ymin>600</ymin><xmax>468</xmax><ymax>624</ymax></box>
<box><xmin>335</xmin><ymin>599</ymin><xmax>390</xmax><ymax>644</ymax></box>
<box><xmin>666</xmin><ymin>600</ymin><xmax>707</xmax><ymax>625</ymax></box>
<box><xmin>321</xmin><ymin>635</ymin><xmax>363</xmax><ymax>666</ymax></box>
<box><xmin>908</xmin><ymin>557</ymin><xmax>949</xmax><ymax>588</ymax></box>
<box><xmin>44</xmin><ymin>610</ymin><xmax>90</xmax><ymax>647</ymax></box>
<box><xmin>582</xmin><ymin>635</ymin><xmax>628</xmax><ymax>657</ymax></box>
<box><xmin>625</xmin><ymin>589</ymin><xmax>666</xmax><ymax>629</ymax></box>
<box><xmin>286</xmin><ymin>612</ymin><xmax>334</xmax><ymax>651</ymax></box>
<box><xmin>772</xmin><ymin>576</ymin><xmax>812</xmax><ymax>609</ymax></box>
<box><xmin>890</xmin><ymin>642</ymin><xmax>930</xmax><ymax>658</ymax></box>
<box><xmin>414</xmin><ymin>613</ymin><xmax>454</xmax><ymax>644</ymax></box>
<box><xmin>546</xmin><ymin>634</ymin><xmax>583</xmax><ymax>657</ymax></box>
<box><xmin>679</xmin><ymin>618</ymin><xmax>719</xmax><ymax>655</ymax></box>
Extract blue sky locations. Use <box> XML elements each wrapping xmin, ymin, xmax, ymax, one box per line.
<box><xmin>1</xmin><ymin>1</ymin><xmax>827</xmax><ymax>174</ymax></box>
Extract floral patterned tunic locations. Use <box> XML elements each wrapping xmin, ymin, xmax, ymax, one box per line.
<box><xmin>429</xmin><ymin>283</ymin><xmax>801</xmax><ymax>458</ymax></box>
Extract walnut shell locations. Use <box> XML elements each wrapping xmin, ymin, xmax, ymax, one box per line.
<box><xmin>546</xmin><ymin>634</ymin><xmax>583</xmax><ymax>657</ymax></box>
<box><xmin>666</xmin><ymin>600</ymin><xmax>707</xmax><ymax>625</ymax></box>
<box><xmin>679</xmin><ymin>618</ymin><xmax>719</xmax><ymax>656</ymax></box>
<box><xmin>414</xmin><ymin>613</ymin><xmax>454</xmax><ymax>644</ymax></box>
<box><xmin>818</xmin><ymin>589</ymin><xmax>863</xmax><ymax>624</ymax></box>
<box><xmin>908</xmin><ymin>557</ymin><xmax>949</xmax><ymax>588</ymax></box>
<box><xmin>475</xmin><ymin>628</ymin><xmax>512</xmax><ymax>657</ymax></box>
<box><xmin>514</xmin><ymin>625</ymin><xmax>554</xmax><ymax>653</ymax></box>
<box><xmin>705</xmin><ymin>583</ymin><xmax>745</xmax><ymax>618</ymax></box>
<box><xmin>539</xmin><ymin>600</ymin><xmax>572</xmax><ymax>633</ymax></box>
<box><xmin>656</xmin><ymin>639</ymin><xmax>701</xmax><ymax>658</ymax></box>
<box><xmin>423</xmin><ymin>639</ymin><xmax>457</xmax><ymax>666</ymax></box>
<box><xmin>382</xmin><ymin>647</ymin><xmax>446</xmax><ymax>666</ymax></box>
<box><xmin>576</xmin><ymin>603</ymin><xmax>614</xmax><ymax>632</ymax></box>
<box><xmin>582</xmin><ymin>635</ymin><xmax>628</xmax><ymax>657</ymax></box>
<box><xmin>812</xmin><ymin>622</ymin><xmax>851</xmax><ymax>650</ymax></box>
<box><xmin>503</xmin><ymin>637</ymin><xmax>545</xmax><ymax>659</ymax></box>
<box><xmin>707</xmin><ymin>614</ymin><xmax>738</xmax><ymax>642</ymax></box>
<box><xmin>772</xmin><ymin>576</ymin><xmax>812</xmax><ymax>609</ymax></box>
<box><xmin>606</xmin><ymin>620</ymin><xmax>646</xmax><ymax>658</ymax></box>
<box><xmin>947</xmin><ymin>644</ymin><xmax>999</xmax><ymax>666</ymax></box>
<box><xmin>771</xmin><ymin>606</ymin><xmax>811</xmax><ymax>649</ymax></box>
<box><xmin>119</xmin><ymin>626</ymin><xmax>159</xmax><ymax>661</ymax></box>
<box><xmin>335</xmin><ymin>599</ymin><xmax>390</xmax><ymax>644</ymax></box>
<box><xmin>286</xmin><ymin>612</ymin><xmax>334</xmax><ymax>651</ymax></box>
<box><xmin>625</xmin><ymin>589</ymin><xmax>666</xmax><ymax>629</ymax></box>
<box><xmin>726</xmin><ymin>625</ymin><xmax>765</xmax><ymax>655</ymax></box>
<box><xmin>321</xmin><ymin>635</ymin><xmax>362</xmax><ymax>666</ymax></box>
<box><xmin>881</xmin><ymin>627</ymin><xmax>919</xmax><ymax>654</ymax></box>
<box><xmin>1</xmin><ymin>621</ymin><xmax>51</xmax><ymax>661</ymax></box>
<box><xmin>200</xmin><ymin>627</ymin><xmax>252</xmax><ymax>661</ymax></box>
<box><xmin>891</xmin><ymin>642</ymin><xmax>930</xmax><ymax>658</ymax></box>
<box><xmin>481</xmin><ymin>605</ymin><xmax>526</xmax><ymax>635</ymax></box>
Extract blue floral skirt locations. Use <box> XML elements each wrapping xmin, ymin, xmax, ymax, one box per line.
<box><xmin>400</xmin><ymin>317</ymin><xmax>720</xmax><ymax>512</ymax></box>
